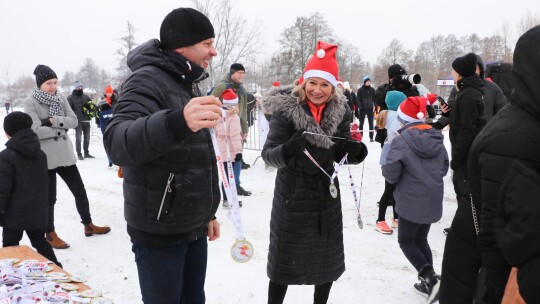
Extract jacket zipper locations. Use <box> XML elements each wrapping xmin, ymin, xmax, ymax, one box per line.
<box><xmin>157</xmin><ymin>173</ymin><xmax>174</xmax><ymax>221</ymax></box>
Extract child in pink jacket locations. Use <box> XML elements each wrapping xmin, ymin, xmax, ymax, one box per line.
<box><xmin>215</xmin><ymin>89</ymin><xmax>251</xmax><ymax>207</ymax></box>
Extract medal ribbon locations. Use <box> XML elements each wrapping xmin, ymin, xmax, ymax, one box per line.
<box><xmin>302</xmin><ymin>149</ymin><xmax>348</xmax><ymax>184</ymax></box>
<box><xmin>209</xmin><ymin>110</ymin><xmax>245</xmax><ymax>239</ymax></box>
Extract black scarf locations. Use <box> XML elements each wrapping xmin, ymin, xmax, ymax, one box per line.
<box><xmin>32</xmin><ymin>87</ymin><xmax>64</xmax><ymax>117</ymax></box>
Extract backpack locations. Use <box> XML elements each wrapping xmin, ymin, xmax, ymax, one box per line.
<box><xmin>486</xmin><ymin>62</ymin><xmax>513</xmax><ymax>98</ymax></box>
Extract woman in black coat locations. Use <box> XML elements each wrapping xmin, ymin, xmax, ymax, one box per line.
<box><xmin>262</xmin><ymin>41</ymin><xmax>367</xmax><ymax>304</ymax></box>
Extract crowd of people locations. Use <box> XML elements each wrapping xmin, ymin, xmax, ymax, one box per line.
<box><xmin>0</xmin><ymin>6</ymin><xmax>538</xmax><ymax>304</ymax></box>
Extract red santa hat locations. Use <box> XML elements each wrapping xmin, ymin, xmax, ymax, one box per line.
<box><xmin>397</xmin><ymin>96</ymin><xmax>428</xmax><ymax>124</ymax></box>
<box><xmin>221</xmin><ymin>88</ymin><xmax>238</xmax><ymax>105</ymax></box>
<box><xmin>302</xmin><ymin>41</ymin><xmax>339</xmax><ymax>87</ymax></box>
<box><xmin>272</xmin><ymin>81</ymin><xmax>280</xmax><ymax>87</ymax></box>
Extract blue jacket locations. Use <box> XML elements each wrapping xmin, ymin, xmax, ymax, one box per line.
<box><xmin>382</xmin><ymin>123</ymin><xmax>449</xmax><ymax>224</ymax></box>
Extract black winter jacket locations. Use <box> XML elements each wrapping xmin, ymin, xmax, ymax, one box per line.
<box><xmin>356</xmin><ymin>85</ymin><xmax>376</xmax><ymax>112</ymax></box>
<box><xmin>262</xmin><ymin>85</ymin><xmax>367</xmax><ymax>285</ymax></box>
<box><xmin>68</xmin><ymin>91</ymin><xmax>93</xmax><ymax>122</ymax></box>
<box><xmin>0</xmin><ymin>129</ymin><xmax>48</xmax><ymax>230</ymax></box>
<box><xmin>445</xmin><ymin>75</ymin><xmax>486</xmax><ymax>171</ymax></box>
<box><xmin>104</xmin><ymin>39</ymin><xmax>220</xmax><ymax>247</ymax></box>
<box><xmin>468</xmin><ymin>25</ymin><xmax>540</xmax><ymax>303</ymax></box>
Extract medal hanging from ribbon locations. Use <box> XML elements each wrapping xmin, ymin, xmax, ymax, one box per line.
<box><xmin>302</xmin><ymin>149</ymin><xmax>347</xmax><ymax>199</ymax></box>
<box><xmin>209</xmin><ymin>110</ymin><xmax>253</xmax><ymax>263</ymax></box>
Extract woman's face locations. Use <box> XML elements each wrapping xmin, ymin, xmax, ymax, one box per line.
<box><xmin>40</xmin><ymin>79</ymin><xmax>58</xmax><ymax>95</ymax></box>
<box><xmin>305</xmin><ymin>77</ymin><xmax>333</xmax><ymax>106</ymax></box>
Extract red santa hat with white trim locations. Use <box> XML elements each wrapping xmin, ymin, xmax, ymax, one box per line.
<box><xmin>221</xmin><ymin>88</ymin><xmax>238</xmax><ymax>105</ymax></box>
<box><xmin>302</xmin><ymin>41</ymin><xmax>339</xmax><ymax>87</ymax></box>
<box><xmin>397</xmin><ymin>96</ymin><xmax>428</xmax><ymax>124</ymax></box>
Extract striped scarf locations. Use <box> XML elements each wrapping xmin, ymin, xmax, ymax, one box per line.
<box><xmin>32</xmin><ymin>87</ymin><xmax>64</xmax><ymax>117</ymax></box>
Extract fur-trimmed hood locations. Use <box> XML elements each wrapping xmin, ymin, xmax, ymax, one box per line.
<box><xmin>262</xmin><ymin>84</ymin><xmax>348</xmax><ymax>149</ymax></box>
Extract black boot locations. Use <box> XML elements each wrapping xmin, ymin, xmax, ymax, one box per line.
<box><xmin>416</xmin><ymin>264</ymin><xmax>440</xmax><ymax>303</ymax></box>
<box><xmin>237</xmin><ymin>186</ymin><xmax>252</xmax><ymax>196</ymax></box>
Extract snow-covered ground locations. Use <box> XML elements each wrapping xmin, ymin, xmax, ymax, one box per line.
<box><xmin>0</xmin><ymin>110</ymin><xmax>456</xmax><ymax>303</ymax></box>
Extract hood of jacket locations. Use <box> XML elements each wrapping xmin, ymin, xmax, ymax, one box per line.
<box><xmin>511</xmin><ymin>25</ymin><xmax>540</xmax><ymax>120</ymax></box>
<box><xmin>263</xmin><ymin>84</ymin><xmax>347</xmax><ymax>149</ymax></box>
<box><xmin>400</xmin><ymin>126</ymin><xmax>445</xmax><ymax>159</ymax></box>
<box><xmin>476</xmin><ymin>55</ymin><xmax>485</xmax><ymax>80</ymax></box>
<box><xmin>127</xmin><ymin>39</ymin><xmax>209</xmax><ymax>84</ymax></box>
<box><xmin>5</xmin><ymin>129</ymin><xmax>42</xmax><ymax>158</ymax></box>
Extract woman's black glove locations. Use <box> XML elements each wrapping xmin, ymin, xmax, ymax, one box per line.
<box><xmin>283</xmin><ymin>130</ymin><xmax>307</xmax><ymax>158</ymax></box>
<box><xmin>339</xmin><ymin>140</ymin><xmax>368</xmax><ymax>162</ymax></box>
<box><xmin>41</xmin><ymin>118</ymin><xmax>52</xmax><ymax>127</ymax></box>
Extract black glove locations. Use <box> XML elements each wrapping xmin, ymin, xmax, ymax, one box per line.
<box><xmin>41</xmin><ymin>118</ymin><xmax>52</xmax><ymax>127</ymax></box>
<box><xmin>283</xmin><ymin>130</ymin><xmax>307</xmax><ymax>158</ymax></box>
<box><xmin>234</xmin><ymin>153</ymin><xmax>242</xmax><ymax>162</ymax></box>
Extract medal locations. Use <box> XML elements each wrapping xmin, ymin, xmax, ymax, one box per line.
<box><xmin>230</xmin><ymin>239</ymin><xmax>254</xmax><ymax>263</ymax></box>
<box><xmin>329</xmin><ymin>183</ymin><xmax>338</xmax><ymax>198</ymax></box>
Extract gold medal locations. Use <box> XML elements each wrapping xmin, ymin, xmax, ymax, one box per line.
<box><xmin>231</xmin><ymin>239</ymin><xmax>254</xmax><ymax>263</ymax></box>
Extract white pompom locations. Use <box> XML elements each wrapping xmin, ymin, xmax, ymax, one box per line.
<box><xmin>417</xmin><ymin>112</ymin><xmax>424</xmax><ymax>119</ymax></box>
<box><xmin>316</xmin><ymin>49</ymin><xmax>325</xmax><ymax>58</ymax></box>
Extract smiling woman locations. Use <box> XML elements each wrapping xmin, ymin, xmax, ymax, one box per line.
<box><xmin>261</xmin><ymin>41</ymin><xmax>368</xmax><ymax>304</ymax></box>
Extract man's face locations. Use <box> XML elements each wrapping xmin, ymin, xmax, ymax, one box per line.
<box><xmin>175</xmin><ymin>38</ymin><xmax>217</xmax><ymax>70</ymax></box>
<box><xmin>230</xmin><ymin>70</ymin><xmax>246</xmax><ymax>84</ymax></box>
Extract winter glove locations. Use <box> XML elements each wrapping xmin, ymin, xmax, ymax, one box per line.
<box><xmin>234</xmin><ymin>153</ymin><xmax>242</xmax><ymax>162</ymax></box>
<box><xmin>282</xmin><ymin>129</ymin><xmax>307</xmax><ymax>158</ymax></box>
<box><xmin>41</xmin><ymin>118</ymin><xmax>52</xmax><ymax>127</ymax></box>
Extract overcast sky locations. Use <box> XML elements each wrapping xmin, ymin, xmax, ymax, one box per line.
<box><xmin>1</xmin><ymin>0</ymin><xmax>538</xmax><ymax>82</ymax></box>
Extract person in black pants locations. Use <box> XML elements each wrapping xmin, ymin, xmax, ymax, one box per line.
<box><xmin>356</xmin><ymin>76</ymin><xmax>376</xmax><ymax>142</ymax></box>
<box><xmin>0</xmin><ymin>112</ymin><xmax>61</xmax><ymax>267</ymax></box>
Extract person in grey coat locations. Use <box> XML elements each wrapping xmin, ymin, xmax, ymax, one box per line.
<box><xmin>382</xmin><ymin>96</ymin><xmax>449</xmax><ymax>303</ymax></box>
<box><xmin>23</xmin><ymin>65</ymin><xmax>110</xmax><ymax>250</ymax></box>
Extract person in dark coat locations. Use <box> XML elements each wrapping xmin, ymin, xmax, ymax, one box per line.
<box><xmin>97</xmin><ymin>98</ymin><xmax>113</xmax><ymax>167</ymax></box>
<box><xmin>262</xmin><ymin>41</ymin><xmax>368</xmax><ymax>304</ymax></box>
<box><xmin>439</xmin><ymin>53</ymin><xmax>487</xmax><ymax>303</ymax></box>
<box><xmin>467</xmin><ymin>25</ymin><xmax>540</xmax><ymax>303</ymax></box>
<box><xmin>356</xmin><ymin>76</ymin><xmax>376</xmax><ymax>141</ymax></box>
<box><xmin>104</xmin><ymin>8</ymin><xmax>222</xmax><ymax>304</ymax></box>
<box><xmin>434</xmin><ymin>54</ymin><xmax>507</xmax><ymax>130</ymax></box>
<box><xmin>0</xmin><ymin>112</ymin><xmax>61</xmax><ymax>267</ymax></box>
<box><xmin>67</xmin><ymin>81</ymin><xmax>95</xmax><ymax>160</ymax></box>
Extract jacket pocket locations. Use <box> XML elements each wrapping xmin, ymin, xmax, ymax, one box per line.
<box><xmin>156</xmin><ymin>173</ymin><xmax>175</xmax><ymax>221</ymax></box>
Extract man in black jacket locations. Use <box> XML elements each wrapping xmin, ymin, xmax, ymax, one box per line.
<box><xmin>467</xmin><ymin>25</ymin><xmax>540</xmax><ymax>303</ymax></box>
<box><xmin>68</xmin><ymin>81</ymin><xmax>94</xmax><ymax>160</ymax></box>
<box><xmin>356</xmin><ymin>76</ymin><xmax>376</xmax><ymax>142</ymax></box>
<box><xmin>104</xmin><ymin>8</ymin><xmax>222</xmax><ymax>304</ymax></box>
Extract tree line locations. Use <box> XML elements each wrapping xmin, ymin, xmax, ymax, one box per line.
<box><xmin>1</xmin><ymin>1</ymin><xmax>538</xmax><ymax>107</ymax></box>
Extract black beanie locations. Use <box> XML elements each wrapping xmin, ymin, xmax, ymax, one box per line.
<box><xmin>4</xmin><ymin>111</ymin><xmax>33</xmax><ymax>137</ymax></box>
<box><xmin>452</xmin><ymin>53</ymin><xmax>478</xmax><ymax>78</ymax></box>
<box><xmin>160</xmin><ymin>8</ymin><xmax>215</xmax><ymax>50</ymax></box>
<box><xmin>230</xmin><ymin>63</ymin><xmax>245</xmax><ymax>75</ymax></box>
<box><xmin>33</xmin><ymin>65</ymin><xmax>58</xmax><ymax>88</ymax></box>
<box><xmin>388</xmin><ymin>64</ymin><xmax>406</xmax><ymax>79</ymax></box>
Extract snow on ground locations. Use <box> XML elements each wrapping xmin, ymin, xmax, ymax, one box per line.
<box><xmin>0</xmin><ymin>110</ymin><xmax>456</xmax><ymax>303</ymax></box>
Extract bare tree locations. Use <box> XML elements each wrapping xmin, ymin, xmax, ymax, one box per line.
<box><xmin>499</xmin><ymin>22</ymin><xmax>514</xmax><ymax>62</ymax></box>
<box><xmin>75</xmin><ymin>58</ymin><xmax>101</xmax><ymax>92</ymax></box>
<box><xmin>373</xmin><ymin>39</ymin><xmax>413</xmax><ymax>86</ymax></box>
<box><xmin>268</xmin><ymin>12</ymin><xmax>334</xmax><ymax>85</ymax></box>
<box><xmin>517</xmin><ymin>10</ymin><xmax>540</xmax><ymax>36</ymax></box>
<box><xmin>192</xmin><ymin>0</ymin><xmax>263</xmax><ymax>90</ymax></box>
<box><xmin>0</xmin><ymin>70</ymin><xmax>35</xmax><ymax>108</ymax></box>
<box><xmin>60</xmin><ymin>71</ymin><xmax>75</xmax><ymax>89</ymax></box>
<box><xmin>115</xmin><ymin>21</ymin><xmax>138</xmax><ymax>86</ymax></box>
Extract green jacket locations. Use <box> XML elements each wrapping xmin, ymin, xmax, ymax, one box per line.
<box><xmin>211</xmin><ymin>75</ymin><xmax>249</xmax><ymax>134</ymax></box>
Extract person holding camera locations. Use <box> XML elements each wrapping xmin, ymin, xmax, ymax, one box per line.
<box><xmin>262</xmin><ymin>41</ymin><xmax>367</xmax><ymax>304</ymax></box>
<box><xmin>439</xmin><ymin>53</ymin><xmax>487</xmax><ymax>303</ymax></box>
<box><xmin>356</xmin><ymin>76</ymin><xmax>376</xmax><ymax>142</ymax></box>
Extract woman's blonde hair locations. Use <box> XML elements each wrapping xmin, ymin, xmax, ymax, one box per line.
<box><xmin>376</xmin><ymin>110</ymin><xmax>388</xmax><ymax>129</ymax></box>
